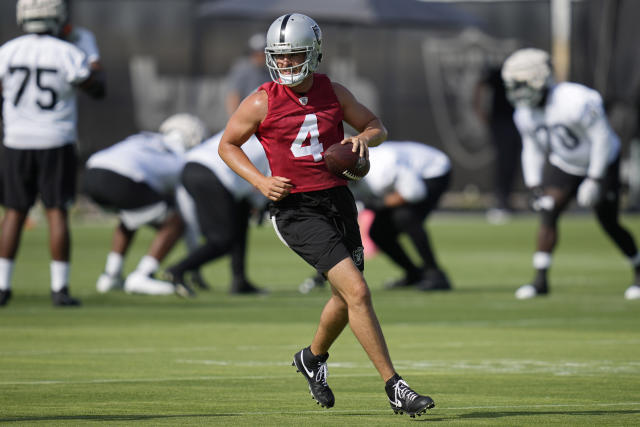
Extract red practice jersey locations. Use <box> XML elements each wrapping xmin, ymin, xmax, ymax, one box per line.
<box><xmin>256</xmin><ymin>73</ymin><xmax>347</xmax><ymax>193</ymax></box>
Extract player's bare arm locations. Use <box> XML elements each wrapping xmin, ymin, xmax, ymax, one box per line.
<box><xmin>333</xmin><ymin>82</ymin><xmax>387</xmax><ymax>159</ymax></box>
<box><xmin>219</xmin><ymin>90</ymin><xmax>292</xmax><ymax>202</ymax></box>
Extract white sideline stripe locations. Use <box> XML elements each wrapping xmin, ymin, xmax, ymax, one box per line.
<box><xmin>0</xmin><ymin>375</ymin><xmax>286</xmax><ymax>385</ymax></box>
<box><xmin>0</xmin><ymin>347</ymin><xmax>223</xmax><ymax>356</ymax></box>
<box><xmin>3</xmin><ymin>338</ymin><xmax>640</xmax><ymax>356</ymax></box>
<box><xmin>174</xmin><ymin>359</ymin><xmax>640</xmax><ymax>375</ymax></box>
<box><xmin>2</xmin><ymin>358</ymin><xmax>639</xmax><ymax>385</ymax></box>
<box><xmin>4</xmin><ymin>356</ymin><xmax>640</xmax><ymax>385</ymax></box>
<box><xmin>0</xmin><ymin>374</ymin><xmax>381</xmax><ymax>386</ymax></box>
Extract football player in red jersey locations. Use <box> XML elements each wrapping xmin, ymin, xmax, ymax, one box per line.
<box><xmin>219</xmin><ymin>13</ymin><xmax>434</xmax><ymax>417</ymax></box>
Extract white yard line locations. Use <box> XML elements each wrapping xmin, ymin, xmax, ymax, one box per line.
<box><xmin>3</xmin><ymin>356</ymin><xmax>640</xmax><ymax>386</ymax></box>
<box><xmin>2</xmin><ymin>356</ymin><xmax>639</xmax><ymax>387</ymax></box>
<box><xmin>2</xmin><ymin>337</ymin><xmax>639</xmax><ymax>357</ymax></box>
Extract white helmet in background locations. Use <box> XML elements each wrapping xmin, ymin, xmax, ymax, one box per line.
<box><xmin>265</xmin><ymin>13</ymin><xmax>323</xmax><ymax>87</ymax></box>
<box><xmin>159</xmin><ymin>113</ymin><xmax>208</xmax><ymax>154</ymax></box>
<box><xmin>16</xmin><ymin>0</ymin><xmax>67</xmax><ymax>35</ymax></box>
<box><xmin>501</xmin><ymin>48</ymin><xmax>554</xmax><ymax>108</ymax></box>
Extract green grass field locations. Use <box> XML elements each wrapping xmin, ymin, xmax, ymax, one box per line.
<box><xmin>1</xmin><ymin>212</ymin><xmax>639</xmax><ymax>425</ymax></box>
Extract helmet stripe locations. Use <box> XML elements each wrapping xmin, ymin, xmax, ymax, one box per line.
<box><xmin>279</xmin><ymin>14</ymin><xmax>292</xmax><ymax>43</ymax></box>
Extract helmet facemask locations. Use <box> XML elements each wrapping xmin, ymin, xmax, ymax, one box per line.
<box><xmin>504</xmin><ymin>80</ymin><xmax>548</xmax><ymax>109</ymax></box>
<box><xmin>265</xmin><ymin>47</ymin><xmax>318</xmax><ymax>87</ymax></box>
<box><xmin>502</xmin><ymin>48</ymin><xmax>554</xmax><ymax>108</ymax></box>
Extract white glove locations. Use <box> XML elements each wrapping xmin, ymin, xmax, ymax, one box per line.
<box><xmin>529</xmin><ymin>187</ymin><xmax>555</xmax><ymax>212</ymax></box>
<box><xmin>531</xmin><ymin>195</ymin><xmax>555</xmax><ymax>211</ymax></box>
<box><xmin>577</xmin><ymin>178</ymin><xmax>601</xmax><ymax>208</ymax></box>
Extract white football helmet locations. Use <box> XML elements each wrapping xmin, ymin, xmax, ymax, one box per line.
<box><xmin>16</xmin><ymin>0</ymin><xmax>67</xmax><ymax>35</ymax></box>
<box><xmin>159</xmin><ymin>113</ymin><xmax>208</xmax><ymax>154</ymax></box>
<box><xmin>265</xmin><ymin>13</ymin><xmax>322</xmax><ymax>87</ymax></box>
<box><xmin>502</xmin><ymin>48</ymin><xmax>554</xmax><ymax>108</ymax></box>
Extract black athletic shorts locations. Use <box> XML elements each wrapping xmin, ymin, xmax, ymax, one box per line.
<box><xmin>270</xmin><ymin>185</ymin><xmax>364</xmax><ymax>274</ymax></box>
<box><xmin>1</xmin><ymin>143</ymin><xmax>77</xmax><ymax>211</ymax></box>
<box><xmin>83</xmin><ymin>167</ymin><xmax>164</xmax><ymax>210</ymax></box>
<box><xmin>543</xmin><ymin>157</ymin><xmax>621</xmax><ymax>198</ymax></box>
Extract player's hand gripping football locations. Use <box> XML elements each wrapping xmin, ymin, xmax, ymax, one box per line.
<box><xmin>341</xmin><ymin>134</ymin><xmax>369</xmax><ymax>160</ymax></box>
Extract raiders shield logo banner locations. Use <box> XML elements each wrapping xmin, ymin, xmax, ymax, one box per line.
<box><xmin>421</xmin><ymin>29</ymin><xmax>519</xmax><ymax>170</ymax></box>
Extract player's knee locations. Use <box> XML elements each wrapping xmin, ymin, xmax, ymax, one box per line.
<box><xmin>345</xmin><ymin>280</ymin><xmax>372</xmax><ymax>307</ymax></box>
<box><xmin>330</xmin><ymin>293</ymin><xmax>348</xmax><ymax>310</ymax></box>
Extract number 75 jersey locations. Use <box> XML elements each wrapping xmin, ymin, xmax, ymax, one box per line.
<box><xmin>0</xmin><ymin>34</ymin><xmax>91</xmax><ymax>149</ymax></box>
<box><xmin>514</xmin><ymin>82</ymin><xmax>620</xmax><ymax>186</ymax></box>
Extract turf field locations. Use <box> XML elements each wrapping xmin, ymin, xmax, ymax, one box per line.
<box><xmin>1</xmin><ymin>212</ymin><xmax>639</xmax><ymax>425</ymax></box>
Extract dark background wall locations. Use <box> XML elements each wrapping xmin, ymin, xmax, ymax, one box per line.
<box><xmin>1</xmin><ymin>0</ymin><xmax>638</xmax><ymax>194</ymax></box>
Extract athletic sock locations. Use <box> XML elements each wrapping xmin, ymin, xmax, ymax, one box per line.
<box><xmin>50</xmin><ymin>261</ymin><xmax>70</xmax><ymax>292</ymax></box>
<box><xmin>532</xmin><ymin>251</ymin><xmax>552</xmax><ymax>270</ymax></box>
<box><xmin>104</xmin><ymin>252</ymin><xmax>123</xmax><ymax>277</ymax></box>
<box><xmin>135</xmin><ymin>255</ymin><xmax>159</xmax><ymax>277</ymax></box>
<box><xmin>0</xmin><ymin>258</ymin><xmax>14</xmax><ymax>291</ymax></box>
<box><xmin>531</xmin><ymin>252</ymin><xmax>551</xmax><ymax>290</ymax></box>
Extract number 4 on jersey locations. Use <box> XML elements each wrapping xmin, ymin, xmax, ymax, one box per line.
<box><xmin>290</xmin><ymin>114</ymin><xmax>324</xmax><ymax>162</ymax></box>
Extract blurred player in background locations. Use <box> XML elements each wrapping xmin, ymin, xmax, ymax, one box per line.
<box><xmin>84</xmin><ymin>113</ymin><xmax>207</xmax><ymax>297</ymax></box>
<box><xmin>61</xmin><ymin>0</ymin><xmax>103</xmax><ymax>75</ymax></box>
<box><xmin>473</xmin><ymin>64</ymin><xmax>522</xmax><ymax>224</ymax></box>
<box><xmin>502</xmin><ymin>48</ymin><xmax>640</xmax><ymax>300</ymax></box>
<box><xmin>165</xmin><ymin>130</ymin><xmax>270</xmax><ymax>295</ymax></box>
<box><xmin>353</xmin><ymin>141</ymin><xmax>452</xmax><ymax>291</ymax></box>
<box><xmin>301</xmin><ymin>141</ymin><xmax>452</xmax><ymax>292</ymax></box>
<box><xmin>225</xmin><ymin>32</ymin><xmax>270</xmax><ymax>117</ymax></box>
<box><xmin>0</xmin><ymin>0</ymin><xmax>105</xmax><ymax>307</ymax></box>
<box><xmin>219</xmin><ymin>13</ymin><xmax>435</xmax><ymax>417</ymax></box>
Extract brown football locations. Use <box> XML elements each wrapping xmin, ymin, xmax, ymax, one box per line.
<box><xmin>323</xmin><ymin>143</ymin><xmax>370</xmax><ymax>181</ymax></box>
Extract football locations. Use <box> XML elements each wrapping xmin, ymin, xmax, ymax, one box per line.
<box><xmin>323</xmin><ymin>143</ymin><xmax>370</xmax><ymax>181</ymax></box>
